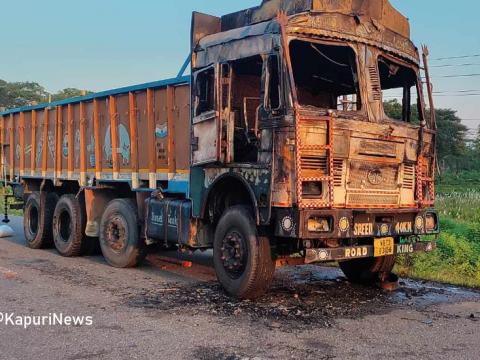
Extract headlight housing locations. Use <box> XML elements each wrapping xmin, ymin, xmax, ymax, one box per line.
<box><xmin>425</xmin><ymin>213</ymin><xmax>438</xmax><ymax>232</ymax></box>
<box><xmin>307</xmin><ymin>217</ymin><xmax>331</xmax><ymax>232</ymax></box>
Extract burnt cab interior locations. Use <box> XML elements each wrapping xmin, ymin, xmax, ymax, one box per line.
<box><xmin>194</xmin><ymin>53</ymin><xmax>281</xmax><ymax>164</ymax></box>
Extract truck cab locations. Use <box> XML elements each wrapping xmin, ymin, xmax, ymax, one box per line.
<box><xmin>175</xmin><ymin>0</ymin><xmax>439</xmax><ymax>297</ymax></box>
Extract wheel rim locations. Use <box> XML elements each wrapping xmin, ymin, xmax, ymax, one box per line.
<box><xmin>57</xmin><ymin>209</ymin><xmax>72</xmax><ymax>243</ymax></box>
<box><xmin>27</xmin><ymin>206</ymin><xmax>39</xmax><ymax>236</ymax></box>
<box><xmin>220</xmin><ymin>229</ymin><xmax>248</xmax><ymax>279</ymax></box>
<box><xmin>105</xmin><ymin>215</ymin><xmax>128</xmax><ymax>254</ymax></box>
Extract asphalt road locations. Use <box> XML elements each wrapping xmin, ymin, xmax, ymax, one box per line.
<box><xmin>0</xmin><ymin>216</ymin><xmax>479</xmax><ymax>360</ymax></box>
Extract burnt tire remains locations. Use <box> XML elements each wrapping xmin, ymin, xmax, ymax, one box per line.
<box><xmin>99</xmin><ymin>198</ymin><xmax>146</xmax><ymax>268</ymax></box>
<box><xmin>339</xmin><ymin>255</ymin><xmax>396</xmax><ymax>284</ymax></box>
<box><xmin>24</xmin><ymin>192</ymin><xmax>59</xmax><ymax>249</ymax></box>
<box><xmin>213</xmin><ymin>206</ymin><xmax>275</xmax><ymax>300</ymax></box>
<box><xmin>52</xmin><ymin>194</ymin><xmax>86</xmax><ymax>257</ymax></box>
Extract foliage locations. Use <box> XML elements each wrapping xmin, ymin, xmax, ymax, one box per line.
<box><xmin>436</xmin><ymin>170</ymin><xmax>480</xmax><ymax>193</ymax></box>
<box><xmin>0</xmin><ymin>79</ymin><xmax>49</xmax><ymax>109</ymax></box>
<box><xmin>0</xmin><ymin>186</ymin><xmax>22</xmax><ymax>217</ymax></box>
<box><xmin>0</xmin><ymin>79</ymin><xmax>91</xmax><ymax>110</ymax></box>
<box><xmin>473</xmin><ymin>126</ymin><xmax>480</xmax><ymax>152</ymax></box>
<box><xmin>51</xmin><ymin>88</ymin><xmax>93</xmax><ymax>101</ymax></box>
<box><xmin>383</xmin><ymin>99</ymin><xmax>468</xmax><ymax>169</ymax></box>
<box><xmin>396</xmin><ymin>190</ymin><xmax>480</xmax><ymax>288</ymax></box>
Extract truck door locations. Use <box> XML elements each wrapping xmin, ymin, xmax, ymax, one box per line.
<box><xmin>191</xmin><ymin>65</ymin><xmax>221</xmax><ymax>165</ymax></box>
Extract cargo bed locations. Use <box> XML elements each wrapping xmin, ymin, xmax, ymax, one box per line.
<box><xmin>0</xmin><ymin>76</ymin><xmax>191</xmax><ymax>194</ymax></box>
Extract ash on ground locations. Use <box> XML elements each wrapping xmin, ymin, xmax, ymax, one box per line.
<box><xmin>124</xmin><ymin>265</ymin><xmax>480</xmax><ymax>330</ymax></box>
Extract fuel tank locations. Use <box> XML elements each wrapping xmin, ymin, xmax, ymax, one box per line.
<box><xmin>145</xmin><ymin>197</ymin><xmax>193</xmax><ymax>247</ymax></box>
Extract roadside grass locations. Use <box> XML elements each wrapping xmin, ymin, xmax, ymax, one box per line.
<box><xmin>395</xmin><ymin>190</ymin><xmax>480</xmax><ymax>288</ymax></box>
<box><xmin>0</xmin><ymin>185</ymin><xmax>23</xmax><ymax>217</ymax></box>
<box><xmin>435</xmin><ymin>170</ymin><xmax>480</xmax><ymax>194</ymax></box>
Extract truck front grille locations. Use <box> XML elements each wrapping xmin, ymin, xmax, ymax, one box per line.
<box><xmin>347</xmin><ymin>193</ymin><xmax>399</xmax><ymax>206</ymax></box>
<box><xmin>348</xmin><ymin>161</ymin><xmax>399</xmax><ymax>191</ymax></box>
<box><xmin>403</xmin><ymin>164</ymin><xmax>415</xmax><ymax>190</ymax></box>
<box><xmin>300</xmin><ymin>155</ymin><xmax>328</xmax><ymax>175</ymax></box>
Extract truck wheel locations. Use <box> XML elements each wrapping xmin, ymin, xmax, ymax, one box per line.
<box><xmin>339</xmin><ymin>255</ymin><xmax>396</xmax><ymax>284</ymax></box>
<box><xmin>24</xmin><ymin>192</ymin><xmax>59</xmax><ymax>249</ymax></box>
<box><xmin>99</xmin><ymin>199</ymin><xmax>145</xmax><ymax>268</ymax></box>
<box><xmin>213</xmin><ymin>206</ymin><xmax>275</xmax><ymax>299</ymax></box>
<box><xmin>53</xmin><ymin>195</ymin><xmax>86</xmax><ymax>257</ymax></box>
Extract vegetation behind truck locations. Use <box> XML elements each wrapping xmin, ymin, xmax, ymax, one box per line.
<box><xmin>0</xmin><ymin>0</ymin><xmax>439</xmax><ymax>299</ymax></box>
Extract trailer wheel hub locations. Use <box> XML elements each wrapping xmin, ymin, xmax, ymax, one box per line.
<box><xmin>27</xmin><ymin>206</ymin><xmax>39</xmax><ymax>235</ymax></box>
<box><xmin>106</xmin><ymin>216</ymin><xmax>127</xmax><ymax>253</ymax></box>
<box><xmin>58</xmin><ymin>210</ymin><xmax>72</xmax><ymax>242</ymax></box>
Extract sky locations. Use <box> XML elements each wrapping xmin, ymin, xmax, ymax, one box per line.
<box><xmin>0</xmin><ymin>0</ymin><xmax>479</xmax><ymax>131</ymax></box>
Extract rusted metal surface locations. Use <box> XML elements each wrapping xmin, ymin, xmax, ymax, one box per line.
<box><xmin>275</xmin><ymin>256</ymin><xmax>305</xmax><ymax>268</ymax></box>
<box><xmin>9</xmin><ymin>114</ymin><xmax>14</xmax><ymax>180</ymax></box>
<box><xmin>67</xmin><ymin>104</ymin><xmax>74</xmax><ymax>178</ymax></box>
<box><xmin>19</xmin><ymin>112</ymin><xmax>25</xmax><ymax>176</ymax></box>
<box><xmin>128</xmin><ymin>92</ymin><xmax>139</xmax><ymax>188</ymax></box>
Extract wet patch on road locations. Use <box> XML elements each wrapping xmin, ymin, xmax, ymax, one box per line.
<box><xmin>13</xmin><ymin>258</ymin><xmax>104</xmax><ymax>288</ymax></box>
<box><xmin>193</xmin><ymin>346</ymin><xmax>248</xmax><ymax>360</ymax></box>
<box><xmin>192</xmin><ymin>344</ymin><xmax>333</xmax><ymax>360</ymax></box>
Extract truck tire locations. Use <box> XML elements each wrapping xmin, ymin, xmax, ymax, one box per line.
<box><xmin>24</xmin><ymin>192</ymin><xmax>59</xmax><ymax>249</ymax></box>
<box><xmin>52</xmin><ymin>194</ymin><xmax>86</xmax><ymax>257</ymax></box>
<box><xmin>213</xmin><ymin>206</ymin><xmax>275</xmax><ymax>299</ymax></box>
<box><xmin>339</xmin><ymin>255</ymin><xmax>396</xmax><ymax>284</ymax></box>
<box><xmin>99</xmin><ymin>199</ymin><xmax>146</xmax><ymax>268</ymax></box>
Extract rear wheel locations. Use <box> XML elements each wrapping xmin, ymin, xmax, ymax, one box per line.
<box><xmin>339</xmin><ymin>255</ymin><xmax>396</xmax><ymax>284</ymax></box>
<box><xmin>213</xmin><ymin>206</ymin><xmax>275</xmax><ymax>299</ymax></box>
<box><xmin>99</xmin><ymin>199</ymin><xmax>146</xmax><ymax>268</ymax></box>
<box><xmin>52</xmin><ymin>195</ymin><xmax>86</xmax><ymax>257</ymax></box>
<box><xmin>24</xmin><ymin>192</ymin><xmax>59</xmax><ymax>249</ymax></box>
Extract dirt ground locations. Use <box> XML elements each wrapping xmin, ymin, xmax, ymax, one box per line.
<box><xmin>0</xmin><ymin>216</ymin><xmax>479</xmax><ymax>360</ymax></box>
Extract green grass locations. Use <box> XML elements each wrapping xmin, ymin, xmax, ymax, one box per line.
<box><xmin>435</xmin><ymin>170</ymin><xmax>480</xmax><ymax>194</ymax></box>
<box><xmin>395</xmin><ymin>189</ymin><xmax>480</xmax><ymax>288</ymax></box>
<box><xmin>0</xmin><ymin>185</ymin><xmax>23</xmax><ymax>217</ymax></box>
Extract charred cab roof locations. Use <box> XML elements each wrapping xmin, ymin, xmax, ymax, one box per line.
<box><xmin>221</xmin><ymin>0</ymin><xmax>410</xmax><ymax>39</ymax></box>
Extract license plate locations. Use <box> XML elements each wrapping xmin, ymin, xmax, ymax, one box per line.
<box><xmin>374</xmin><ymin>237</ymin><xmax>394</xmax><ymax>257</ymax></box>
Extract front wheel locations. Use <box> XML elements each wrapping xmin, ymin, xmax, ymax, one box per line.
<box><xmin>339</xmin><ymin>255</ymin><xmax>396</xmax><ymax>284</ymax></box>
<box><xmin>213</xmin><ymin>206</ymin><xmax>275</xmax><ymax>299</ymax></box>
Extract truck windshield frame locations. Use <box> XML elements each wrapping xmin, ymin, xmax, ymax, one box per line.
<box><xmin>378</xmin><ymin>54</ymin><xmax>425</xmax><ymax>125</ymax></box>
<box><xmin>288</xmin><ymin>38</ymin><xmax>362</xmax><ymax>113</ymax></box>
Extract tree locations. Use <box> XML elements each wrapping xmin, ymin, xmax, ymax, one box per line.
<box><xmin>383</xmin><ymin>99</ymin><xmax>468</xmax><ymax>167</ymax></box>
<box><xmin>51</xmin><ymin>88</ymin><xmax>93</xmax><ymax>101</ymax></box>
<box><xmin>472</xmin><ymin>126</ymin><xmax>480</xmax><ymax>155</ymax></box>
<box><xmin>0</xmin><ymin>79</ymin><xmax>49</xmax><ymax>109</ymax></box>
<box><xmin>434</xmin><ymin>108</ymin><xmax>468</xmax><ymax>162</ymax></box>
<box><xmin>0</xmin><ymin>79</ymin><xmax>92</xmax><ymax>110</ymax></box>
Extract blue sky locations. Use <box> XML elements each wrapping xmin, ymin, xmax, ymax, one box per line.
<box><xmin>0</xmin><ymin>1</ymin><xmax>479</xmax><ymax>130</ymax></box>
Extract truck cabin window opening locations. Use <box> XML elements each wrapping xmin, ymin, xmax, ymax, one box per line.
<box><xmin>378</xmin><ymin>56</ymin><xmax>420</xmax><ymax>123</ymax></box>
<box><xmin>195</xmin><ymin>67</ymin><xmax>215</xmax><ymax>116</ymax></box>
<box><xmin>266</xmin><ymin>55</ymin><xmax>281</xmax><ymax>111</ymax></box>
<box><xmin>229</xmin><ymin>55</ymin><xmax>263</xmax><ymax>163</ymax></box>
<box><xmin>289</xmin><ymin>40</ymin><xmax>361</xmax><ymax>111</ymax></box>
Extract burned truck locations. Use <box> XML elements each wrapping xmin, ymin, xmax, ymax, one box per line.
<box><xmin>0</xmin><ymin>0</ymin><xmax>439</xmax><ymax>299</ymax></box>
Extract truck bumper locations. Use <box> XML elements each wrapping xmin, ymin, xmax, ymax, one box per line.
<box><xmin>274</xmin><ymin>208</ymin><xmax>440</xmax><ymax>240</ymax></box>
<box><xmin>304</xmin><ymin>240</ymin><xmax>436</xmax><ymax>264</ymax></box>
